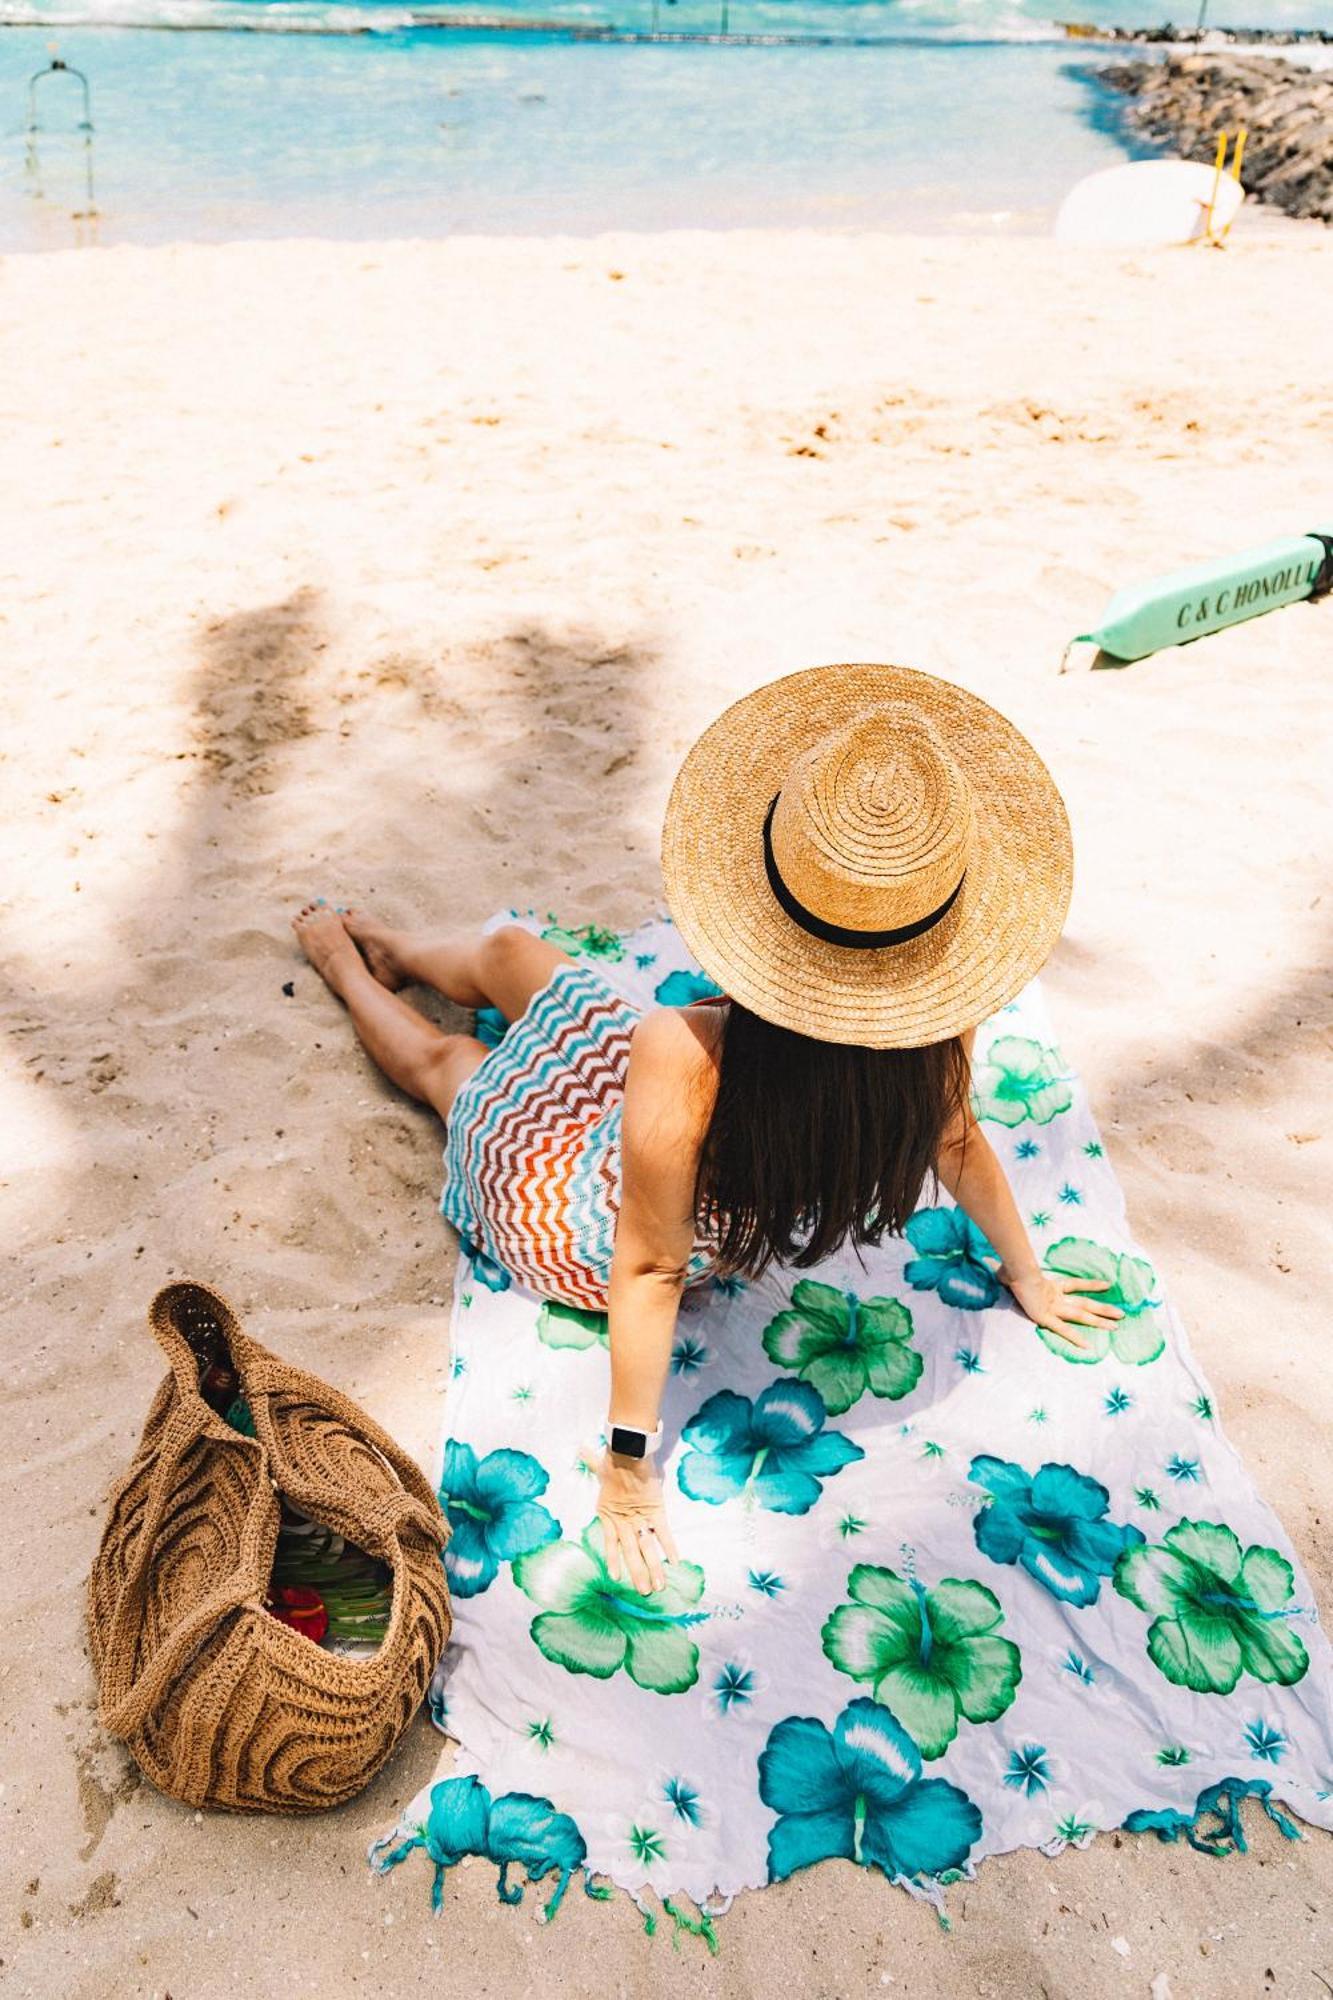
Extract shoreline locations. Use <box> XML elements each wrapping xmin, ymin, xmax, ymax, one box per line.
<box><xmin>4</xmin><ymin>16</ymin><xmax>1332</xmax><ymax>42</ymax></box>
<box><xmin>0</xmin><ymin>212</ymin><xmax>1311</xmax><ymax>263</ymax></box>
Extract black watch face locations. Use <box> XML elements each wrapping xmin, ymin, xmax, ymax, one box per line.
<box><xmin>609</xmin><ymin>1425</ymin><xmax>647</xmax><ymax>1459</ymax></box>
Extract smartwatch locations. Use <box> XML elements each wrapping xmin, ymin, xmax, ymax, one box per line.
<box><xmin>604</xmin><ymin>1420</ymin><xmax>663</xmax><ymax>1461</ymax></box>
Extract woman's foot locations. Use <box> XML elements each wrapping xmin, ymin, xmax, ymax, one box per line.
<box><xmin>342</xmin><ymin>907</ymin><xmax>410</xmax><ymax>991</ymax></box>
<box><xmin>291</xmin><ymin>904</ymin><xmax>365</xmax><ymax>998</ymax></box>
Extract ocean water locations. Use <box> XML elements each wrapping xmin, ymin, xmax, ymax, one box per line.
<box><xmin>1</xmin><ymin>0</ymin><xmax>1327</xmax><ymax>247</ymax></box>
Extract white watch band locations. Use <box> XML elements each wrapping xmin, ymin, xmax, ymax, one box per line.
<box><xmin>603</xmin><ymin>1419</ymin><xmax>663</xmax><ymax>1460</ymax></box>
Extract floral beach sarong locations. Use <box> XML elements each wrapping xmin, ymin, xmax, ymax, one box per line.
<box><xmin>370</xmin><ymin>910</ymin><xmax>1333</xmax><ymax>1932</ymax></box>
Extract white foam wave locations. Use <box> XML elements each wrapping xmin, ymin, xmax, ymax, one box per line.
<box><xmin>6</xmin><ymin>0</ymin><xmax>1322</xmax><ymax>45</ymax></box>
<box><xmin>0</xmin><ymin>0</ymin><xmax>1066</xmax><ymax>38</ymax></box>
<box><xmin>0</xmin><ymin>0</ymin><xmax>416</xmax><ymax>29</ymax></box>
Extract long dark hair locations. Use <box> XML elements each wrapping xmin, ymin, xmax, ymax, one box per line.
<box><xmin>693</xmin><ymin>1000</ymin><xmax>971</xmax><ymax>1281</ymax></box>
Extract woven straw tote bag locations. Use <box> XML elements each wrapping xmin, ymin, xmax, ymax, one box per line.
<box><xmin>88</xmin><ymin>1280</ymin><xmax>451</xmax><ymax>1814</ymax></box>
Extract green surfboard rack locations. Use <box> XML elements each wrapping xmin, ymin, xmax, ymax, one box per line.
<box><xmin>1066</xmin><ymin>530</ymin><xmax>1333</xmax><ymax>668</ymax></box>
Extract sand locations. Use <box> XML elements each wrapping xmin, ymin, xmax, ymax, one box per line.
<box><xmin>2</xmin><ymin>227</ymin><xmax>1332</xmax><ymax>1998</ymax></box>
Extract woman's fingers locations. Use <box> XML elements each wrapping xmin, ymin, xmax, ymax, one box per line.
<box><xmin>608</xmin><ymin>1515</ymin><xmax>634</xmax><ymax>1589</ymax></box>
<box><xmin>1061</xmin><ymin>1295</ymin><xmax>1122</xmax><ymax>1327</ymax></box>
<box><xmin>654</xmin><ymin>1513</ymin><xmax>681</xmax><ymax>1564</ymax></box>
<box><xmin>600</xmin><ymin>1511</ymin><xmax>676</xmax><ymax>1593</ymax></box>
<box><xmin>638</xmin><ymin>1521</ymin><xmax>667</xmax><ymax>1594</ymax></box>
<box><xmin>1061</xmin><ymin>1277</ymin><xmax>1123</xmax><ymax>1317</ymax></box>
<box><xmin>617</xmin><ymin>1515</ymin><xmax>655</xmax><ymax>1595</ymax></box>
<box><xmin>1047</xmin><ymin>1318</ymin><xmax>1090</xmax><ymax>1350</ymax></box>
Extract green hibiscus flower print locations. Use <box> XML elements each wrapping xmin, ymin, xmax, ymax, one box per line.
<box><xmin>903</xmin><ymin>1207</ymin><xmax>1001</xmax><ymax>1312</ymax></box>
<box><xmin>971</xmin><ymin>1035</ymin><xmax>1074</xmax><ymax>1128</ymax></box>
<box><xmin>969</xmin><ymin>1455</ymin><xmax>1144</xmax><ymax>1606</ymax></box>
<box><xmin>822</xmin><ymin>1565</ymin><xmax>1021</xmax><ymax>1758</ymax></box>
<box><xmin>439</xmin><ymin>1440</ymin><xmax>561</xmax><ymax>1599</ymax></box>
<box><xmin>539</xmin><ymin>918</ymin><xmax>626</xmax><ymax>962</ymax></box>
<box><xmin>1113</xmin><ymin>1520</ymin><xmax>1309</xmax><ymax>1695</ymax></box>
<box><xmin>370</xmin><ymin>1773</ymin><xmax>600</xmax><ymax>1919</ymax></box>
<box><xmin>761</xmin><ymin>1282</ymin><xmax>922</xmax><ymax>1415</ymax></box>
<box><xmin>677</xmin><ymin>1378</ymin><xmax>864</xmax><ymax>1514</ymax></box>
<box><xmin>759</xmin><ymin>1698</ymin><xmax>982</xmax><ymax>1884</ymax></box>
<box><xmin>1037</xmin><ymin>1236</ymin><xmax>1166</xmax><ymax>1365</ymax></box>
<box><xmin>536</xmin><ymin>1300</ymin><xmax>608</xmax><ymax>1351</ymax></box>
<box><xmin>513</xmin><ymin>1521</ymin><xmax>708</xmax><ymax>1695</ymax></box>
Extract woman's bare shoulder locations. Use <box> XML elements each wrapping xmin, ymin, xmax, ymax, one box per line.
<box><xmin>630</xmin><ymin>1001</ymin><xmax>725</xmax><ymax>1067</ymax></box>
<box><xmin>626</xmin><ymin>1003</ymin><xmax>725</xmax><ymax>1132</ymax></box>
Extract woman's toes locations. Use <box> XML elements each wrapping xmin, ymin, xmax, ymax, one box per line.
<box><xmin>291</xmin><ymin>906</ymin><xmax>359</xmax><ymax>989</ymax></box>
<box><xmin>343</xmin><ymin>907</ymin><xmax>406</xmax><ymax>990</ymax></box>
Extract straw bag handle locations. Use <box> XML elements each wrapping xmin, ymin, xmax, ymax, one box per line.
<box><xmin>146</xmin><ymin>1282</ymin><xmax>444</xmax><ymax>1547</ymax></box>
<box><xmin>234</xmin><ymin>1347</ymin><xmax>448</xmax><ymax>1699</ymax></box>
<box><xmin>98</xmin><ymin>1420</ymin><xmax>272</xmax><ymax>1740</ymax></box>
<box><xmin>241</xmin><ymin>1355</ymin><xmax>447</xmax><ymax>1550</ymax></box>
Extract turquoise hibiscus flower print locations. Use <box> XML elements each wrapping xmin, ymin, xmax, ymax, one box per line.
<box><xmin>439</xmin><ymin>1441</ymin><xmax>561</xmax><ymax>1598</ymax></box>
<box><xmin>678</xmin><ymin>1379</ymin><xmax>864</xmax><ymax>1514</ymax></box>
<box><xmin>536</xmin><ymin>1300</ymin><xmax>608</xmax><ymax>1351</ymax></box>
<box><xmin>654</xmin><ymin>967</ymin><xmax>724</xmax><ymax>1007</ymax></box>
<box><xmin>474</xmin><ymin>1004</ymin><xmax>508</xmax><ymax>1049</ymax></box>
<box><xmin>1113</xmin><ymin>1520</ymin><xmax>1309</xmax><ymax>1694</ymax></box>
<box><xmin>761</xmin><ymin>1282</ymin><xmax>922</xmax><ymax>1415</ymax></box>
<box><xmin>903</xmin><ymin>1207</ymin><xmax>1001</xmax><ymax>1312</ymax></box>
<box><xmin>969</xmin><ymin>1456</ymin><xmax>1144</xmax><ymax>1606</ymax></box>
<box><xmin>513</xmin><ymin>1520</ymin><xmax>708</xmax><ymax>1694</ymax></box>
<box><xmin>459</xmin><ymin>1236</ymin><xmax>511</xmax><ymax>1293</ymax></box>
<box><xmin>822</xmin><ymin>1566</ymin><xmax>1020</xmax><ymax>1758</ymax></box>
<box><xmin>971</xmin><ymin>1035</ymin><xmax>1073</xmax><ymax>1128</ymax></box>
<box><xmin>1038</xmin><ymin>1237</ymin><xmax>1165</xmax><ymax>1365</ymax></box>
<box><xmin>370</xmin><ymin>1773</ymin><xmax>595</xmax><ymax>1918</ymax></box>
<box><xmin>759</xmin><ymin>1698</ymin><xmax>982</xmax><ymax>1885</ymax></box>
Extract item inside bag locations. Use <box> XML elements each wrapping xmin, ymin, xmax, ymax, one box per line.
<box><xmin>186</xmin><ymin>1296</ymin><xmax>394</xmax><ymax>1654</ymax></box>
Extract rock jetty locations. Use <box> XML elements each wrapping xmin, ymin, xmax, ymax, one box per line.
<box><xmin>1068</xmin><ymin>24</ymin><xmax>1333</xmax><ymax>45</ymax></box>
<box><xmin>1099</xmin><ymin>54</ymin><xmax>1333</xmax><ymax>224</ymax></box>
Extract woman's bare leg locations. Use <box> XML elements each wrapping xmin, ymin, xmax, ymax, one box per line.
<box><xmin>343</xmin><ymin>909</ymin><xmax>574</xmax><ymax>1025</ymax></box>
<box><xmin>291</xmin><ymin>906</ymin><xmax>487</xmax><ymax>1120</ymax></box>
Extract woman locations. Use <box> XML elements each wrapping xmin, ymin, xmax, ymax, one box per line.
<box><xmin>293</xmin><ymin>664</ymin><xmax>1121</xmax><ymax>1599</ymax></box>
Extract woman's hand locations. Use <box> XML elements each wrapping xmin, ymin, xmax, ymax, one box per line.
<box><xmin>998</xmin><ymin>1263</ymin><xmax>1122</xmax><ymax>1354</ymax></box>
<box><xmin>583</xmin><ymin>1442</ymin><xmax>680</xmax><ymax>1595</ymax></box>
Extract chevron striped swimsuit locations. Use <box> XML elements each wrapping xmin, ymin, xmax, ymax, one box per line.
<box><xmin>441</xmin><ymin>960</ymin><xmax>721</xmax><ymax>1312</ymax></box>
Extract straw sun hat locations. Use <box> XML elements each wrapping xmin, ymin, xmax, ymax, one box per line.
<box><xmin>660</xmin><ymin>663</ymin><xmax>1073</xmax><ymax>1049</ymax></box>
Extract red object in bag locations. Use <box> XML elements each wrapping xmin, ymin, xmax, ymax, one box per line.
<box><xmin>268</xmin><ymin>1585</ymin><xmax>329</xmax><ymax>1646</ymax></box>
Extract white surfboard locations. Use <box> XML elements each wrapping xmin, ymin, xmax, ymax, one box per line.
<box><xmin>1055</xmin><ymin>159</ymin><xmax>1245</xmax><ymax>247</ymax></box>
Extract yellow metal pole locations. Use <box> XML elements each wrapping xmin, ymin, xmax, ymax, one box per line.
<box><xmin>1218</xmin><ymin>125</ymin><xmax>1248</xmax><ymax>241</ymax></box>
<box><xmin>1203</xmin><ymin>129</ymin><xmax>1227</xmax><ymax>239</ymax></box>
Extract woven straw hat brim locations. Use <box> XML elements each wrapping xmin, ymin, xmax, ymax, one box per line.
<box><xmin>660</xmin><ymin>663</ymin><xmax>1073</xmax><ymax>1049</ymax></box>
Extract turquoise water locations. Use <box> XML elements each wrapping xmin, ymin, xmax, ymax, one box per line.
<box><xmin>1</xmin><ymin>1</ymin><xmax>1327</xmax><ymax>247</ymax></box>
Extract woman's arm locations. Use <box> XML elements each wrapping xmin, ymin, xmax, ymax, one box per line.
<box><xmin>592</xmin><ymin>1005</ymin><xmax>717</xmax><ymax>1594</ymax></box>
<box><xmin>935</xmin><ymin>1031</ymin><xmax>1120</xmax><ymax>1353</ymax></box>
